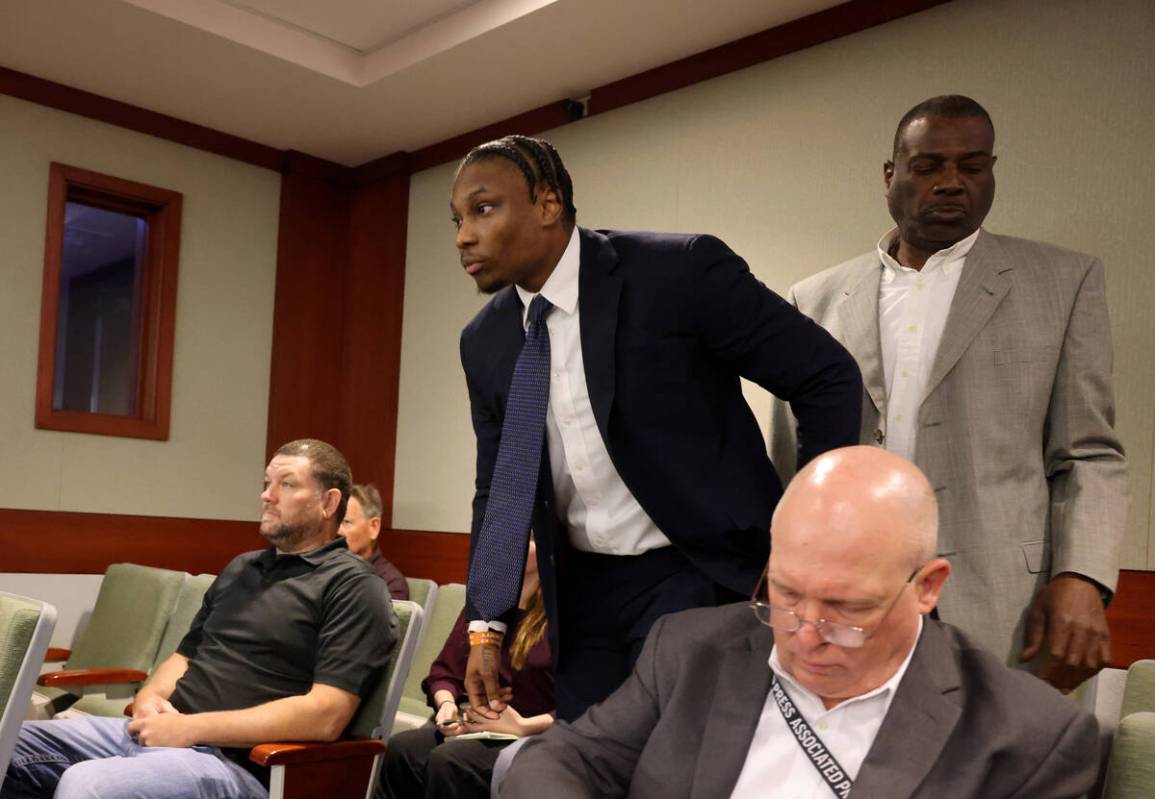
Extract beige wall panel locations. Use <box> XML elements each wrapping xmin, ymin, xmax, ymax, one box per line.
<box><xmin>0</xmin><ymin>95</ymin><xmax>280</xmax><ymax>521</ymax></box>
<box><xmin>395</xmin><ymin>0</ymin><xmax>1154</xmax><ymax>569</ymax></box>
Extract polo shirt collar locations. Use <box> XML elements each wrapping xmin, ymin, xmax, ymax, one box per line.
<box><xmin>254</xmin><ymin>535</ymin><xmax>348</xmax><ymax>571</ymax></box>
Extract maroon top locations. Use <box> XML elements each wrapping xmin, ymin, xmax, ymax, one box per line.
<box><xmin>422</xmin><ymin>609</ymin><xmax>554</xmax><ymax>718</ymax></box>
<box><xmin>369</xmin><ymin>549</ymin><xmax>410</xmax><ymax>601</ymax></box>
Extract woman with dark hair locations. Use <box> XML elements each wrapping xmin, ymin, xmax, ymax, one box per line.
<box><xmin>382</xmin><ymin>543</ymin><xmax>553</xmax><ymax>798</ymax></box>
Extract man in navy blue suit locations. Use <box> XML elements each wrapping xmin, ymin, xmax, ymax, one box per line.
<box><xmin>453</xmin><ymin>135</ymin><xmax>862</xmax><ymax>722</ymax></box>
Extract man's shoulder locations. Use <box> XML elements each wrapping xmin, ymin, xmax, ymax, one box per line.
<box><xmin>977</xmin><ymin>231</ymin><xmax>1100</xmax><ymax>281</ymax></box>
<box><xmin>593</xmin><ymin>227</ymin><xmax>739</xmax><ymax>263</ymax></box>
<box><xmin>218</xmin><ymin>547</ymin><xmax>268</xmax><ymax>574</ymax></box>
<box><xmin>932</xmin><ymin>621</ymin><xmax>1090</xmax><ymax>725</ymax></box>
<box><xmin>789</xmin><ymin>251</ymin><xmax>878</xmax><ymax>311</ymax></box>
<box><xmin>461</xmin><ymin>285</ymin><xmax>518</xmax><ymax>338</ymax></box>
<box><xmin>648</xmin><ymin>602</ymin><xmax>764</xmax><ymax>651</ymax></box>
<box><xmin>980</xmin><ymin>231</ymin><xmax>1095</xmax><ymax>262</ymax></box>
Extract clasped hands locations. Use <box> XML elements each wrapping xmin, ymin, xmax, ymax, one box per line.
<box><xmin>437</xmin><ymin>699</ymin><xmax>528</xmax><ymax>738</ymax></box>
<box><xmin>127</xmin><ymin>695</ymin><xmax>196</xmax><ymax>748</ymax></box>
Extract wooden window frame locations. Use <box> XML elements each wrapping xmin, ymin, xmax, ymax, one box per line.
<box><xmin>35</xmin><ymin>163</ymin><xmax>182</xmax><ymax>440</ymax></box>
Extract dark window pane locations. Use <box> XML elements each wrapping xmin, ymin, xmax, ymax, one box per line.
<box><xmin>53</xmin><ymin>201</ymin><xmax>147</xmax><ymax>416</ymax></box>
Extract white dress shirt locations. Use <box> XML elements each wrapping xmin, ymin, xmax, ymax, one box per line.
<box><xmin>876</xmin><ymin>228</ymin><xmax>979</xmax><ymax>461</ymax></box>
<box><xmin>514</xmin><ymin>227</ymin><xmax>671</xmax><ymax>555</ymax></box>
<box><xmin>729</xmin><ymin>617</ymin><xmax>923</xmax><ymax>799</ymax></box>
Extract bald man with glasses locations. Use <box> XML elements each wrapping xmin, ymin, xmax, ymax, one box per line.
<box><xmin>501</xmin><ymin>447</ymin><xmax>1098</xmax><ymax>799</ymax></box>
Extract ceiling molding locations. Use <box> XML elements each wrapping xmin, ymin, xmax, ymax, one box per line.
<box><xmin>119</xmin><ymin>0</ymin><xmax>559</xmax><ymax>87</ymax></box>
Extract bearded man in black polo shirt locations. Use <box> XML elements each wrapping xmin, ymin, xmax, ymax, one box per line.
<box><xmin>2</xmin><ymin>439</ymin><xmax>397</xmax><ymax>799</ymax></box>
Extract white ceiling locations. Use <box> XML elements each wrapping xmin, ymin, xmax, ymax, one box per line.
<box><xmin>1</xmin><ymin>0</ymin><xmax>846</xmax><ymax>166</ymax></box>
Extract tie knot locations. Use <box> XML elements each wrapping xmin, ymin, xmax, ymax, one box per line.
<box><xmin>527</xmin><ymin>295</ymin><xmax>553</xmax><ymax>328</ymax></box>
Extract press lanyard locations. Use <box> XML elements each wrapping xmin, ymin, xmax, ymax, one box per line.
<box><xmin>770</xmin><ymin>675</ymin><xmax>854</xmax><ymax>799</ymax></box>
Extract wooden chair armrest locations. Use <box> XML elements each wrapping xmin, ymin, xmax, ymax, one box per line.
<box><xmin>37</xmin><ymin>668</ymin><xmax>149</xmax><ymax>687</ymax></box>
<box><xmin>249</xmin><ymin>738</ymin><xmax>385</xmax><ymax>767</ymax></box>
<box><xmin>45</xmin><ymin>648</ymin><xmax>71</xmax><ymax>662</ymax></box>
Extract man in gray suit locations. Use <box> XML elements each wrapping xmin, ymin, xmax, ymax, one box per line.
<box><xmin>771</xmin><ymin>95</ymin><xmax>1127</xmax><ymax>690</ymax></box>
<box><xmin>501</xmin><ymin>447</ymin><xmax>1098</xmax><ymax>799</ymax></box>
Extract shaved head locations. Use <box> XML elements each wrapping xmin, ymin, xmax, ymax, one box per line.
<box><xmin>767</xmin><ymin>446</ymin><xmax>950</xmax><ymax>707</ymax></box>
<box><xmin>774</xmin><ymin>445</ymin><xmax>939</xmax><ymax>570</ymax></box>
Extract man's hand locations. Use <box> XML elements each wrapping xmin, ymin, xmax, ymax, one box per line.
<box><xmin>459</xmin><ymin>706</ymin><xmax>549</xmax><ymax>734</ymax></box>
<box><xmin>128</xmin><ymin>708</ymin><xmax>195</xmax><ymax>748</ymax></box>
<box><xmin>465</xmin><ymin>641</ymin><xmax>511</xmax><ymax>720</ymax></box>
<box><xmin>1021</xmin><ymin>573</ymin><xmax>1112</xmax><ymax>691</ymax></box>
<box><xmin>131</xmin><ymin>694</ymin><xmax>178</xmax><ymax>721</ymax></box>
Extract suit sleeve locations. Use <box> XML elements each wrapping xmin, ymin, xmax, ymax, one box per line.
<box><xmin>1044</xmin><ymin>258</ymin><xmax>1128</xmax><ymax>593</ymax></box>
<box><xmin>687</xmin><ymin>235</ymin><xmax>862</xmax><ymax>468</ymax></box>
<box><xmin>501</xmin><ymin>615</ymin><xmax>670</xmax><ymax>798</ymax></box>
<box><xmin>461</xmin><ymin>330</ymin><xmax>502</xmax><ymax>622</ymax></box>
<box><xmin>766</xmin><ymin>284</ymin><xmax>803</xmax><ymax>481</ymax></box>
<box><xmin>1007</xmin><ymin>703</ymin><xmax>1099</xmax><ymax>798</ymax></box>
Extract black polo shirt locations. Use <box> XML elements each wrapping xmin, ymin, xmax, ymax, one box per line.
<box><xmin>170</xmin><ymin>536</ymin><xmax>396</xmax><ymax>715</ymax></box>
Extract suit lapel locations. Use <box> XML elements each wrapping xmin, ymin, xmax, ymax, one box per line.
<box><xmin>689</xmin><ymin>625</ymin><xmax>774</xmax><ymax>798</ymax></box>
<box><xmin>921</xmin><ymin>231</ymin><xmax>1012</xmax><ymax>401</ymax></box>
<box><xmin>577</xmin><ymin>228</ymin><xmax>622</xmax><ymax>447</ymax></box>
<box><xmin>837</xmin><ymin>262</ymin><xmax>887</xmax><ymax>416</ymax></box>
<box><xmin>850</xmin><ymin>621</ymin><xmax>963</xmax><ymax>799</ymax></box>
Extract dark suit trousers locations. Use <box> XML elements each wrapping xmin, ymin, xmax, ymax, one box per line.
<box><xmin>381</xmin><ymin>726</ymin><xmax>509</xmax><ymax>799</ymax></box>
<box><xmin>554</xmin><ymin>545</ymin><xmax>744</xmax><ymax>721</ymax></box>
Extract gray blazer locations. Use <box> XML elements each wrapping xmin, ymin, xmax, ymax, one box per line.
<box><xmin>502</xmin><ymin>604</ymin><xmax>1099</xmax><ymax>799</ymax></box>
<box><xmin>770</xmin><ymin>231</ymin><xmax>1127</xmax><ymax>661</ymax></box>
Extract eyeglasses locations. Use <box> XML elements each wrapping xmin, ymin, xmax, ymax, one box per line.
<box><xmin>749</xmin><ymin>566</ymin><xmax>922</xmax><ymax>648</ymax></box>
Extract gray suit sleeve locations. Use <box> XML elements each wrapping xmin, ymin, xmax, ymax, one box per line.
<box><xmin>501</xmin><ymin>616</ymin><xmax>670</xmax><ymax>798</ymax></box>
<box><xmin>1044</xmin><ymin>258</ymin><xmax>1128</xmax><ymax>592</ymax></box>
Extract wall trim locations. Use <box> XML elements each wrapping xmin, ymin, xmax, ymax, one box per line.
<box><xmin>0</xmin><ymin>66</ymin><xmax>285</xmax><ymax>172</ymax></box>
<box><xmin>0</xmin><ymin>508</ymin><xmax>265</xmax><ymax>575</ymax></box>
<box><xmin>587</xmin><ymin>0</ymin><xmax>949</xmax><ymax>116</ymax></box>
<box><xmin>377</xmin><ymin>528</ymin><xmax>469</xmax><ymax>585</ymax></box>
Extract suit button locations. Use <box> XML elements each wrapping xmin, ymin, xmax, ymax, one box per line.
<box><xmin>873</xmin><ymin>428</ymin><xmax>885</xmax><ymax>444</ymax></box>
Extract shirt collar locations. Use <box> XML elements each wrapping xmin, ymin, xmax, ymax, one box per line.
<box><xmin>768</xmin><ymin>615</ymin><xmax>924</xmax><ymax>714</ymax></box>
<box><xmin>515</xmin><ymin>225</ymin><xmax>581</xmax><ymax>324</ymax></box>
<box><xmin>877</xmin><ymin>227</ymin><xmax>981</xmax><ymax>283</ymax></box>
<box><xmin>253</xmin><ymin>535</ymin><xmax>348</xmax><ymax>571</ymax></box>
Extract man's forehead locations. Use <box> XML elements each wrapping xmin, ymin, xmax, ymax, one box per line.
<box><xmin>265</xmin><ymin>454</ymin><xmax>311</xmax><ymax>475</ymax></box>
<box><xmin>899</xmin><ymin>115</ymin><xmax>993</xmax><ymax>153</ymax></box>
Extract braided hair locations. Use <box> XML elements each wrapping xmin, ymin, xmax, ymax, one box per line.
<box><xmin>459</xmin><ymin>135</ymin><xmax>577</xmax><ymax>223</ymax></box>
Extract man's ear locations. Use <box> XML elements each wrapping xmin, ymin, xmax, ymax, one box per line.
<box><xmin>883</xmin><ymin>160</ymin><xmax>895</xmax><ymax>190</ymax></box>
<box><xmin>368</xmin><ymin>516</ymin><xmax>382</xmax><ymax>544</ymax></box>
<box><xmin>320</xmin><ymin>488</ymin><xmax>342</xmax><ymax>520</ymax></box>
<box><xmin>915</xmin><ymin>558</ymin><xmax>951</xmax><ymax>615</ymax></box>
<box><xmin>538</xmin><ymin>188</ymin><xmax>563</xmax><ymax>227</ymax></box>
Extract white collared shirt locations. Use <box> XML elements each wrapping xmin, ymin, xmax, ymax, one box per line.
<box><xmin>514</xmin><ymin>227</ymin><xmax>671</xmax><ymax>555</ymax></box>
<box><xmin>729</xmin><ymin>617</ymin><xmax>923</xmax><ymax>799</ymax></box>
<box><xmin>876</xmin><ymin>228</ymin><xmax>979</xmax><ymax>461</ymax></box>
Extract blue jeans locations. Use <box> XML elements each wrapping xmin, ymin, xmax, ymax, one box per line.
<box><xmin>2</xmin><ymin>716</ymin><xmax>267</xmax><ymax>799</ymax></box>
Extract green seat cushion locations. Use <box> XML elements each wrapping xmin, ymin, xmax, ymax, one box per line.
<box><xmin>1104</xmin><ymin>712</ymin><xmax>1155</xmax><ymax>799</ymax></box>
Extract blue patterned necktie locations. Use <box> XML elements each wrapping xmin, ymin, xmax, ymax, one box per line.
<box><xmin>468</xmin><ymin>294</ymin><xmax>554</xmax><ymax>621</ymax></box>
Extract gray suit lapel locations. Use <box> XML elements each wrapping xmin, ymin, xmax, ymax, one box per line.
<box><xmin>837</xmin><ymin>262</ymin><xmax>886</xmax><ymax>416</ymax></box>
<box><xmin>689</xmin><ymin>625</ymin><xmax>774</xmax><ymax>799</ymax></box>
<box><xmin>921</xmin><ymin>231</ymin><xmax>1012</xmax><ymax>401</ymax></box>
<box><xmin>851</xmin><ymin>621</ymin><xmax>963</xmax><ymax>799</ymax></box>
<box><xmin>577</xmin><ymin>228</ymin><xmax>622</xmax><ymax>448</ymax></box>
